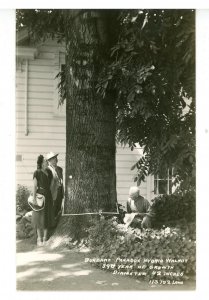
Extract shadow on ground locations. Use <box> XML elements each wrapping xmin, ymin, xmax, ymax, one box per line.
<box><xmin>16</xmin><ymin>238</ymin><xmax>196</xmax><ymax>291</ymax></box>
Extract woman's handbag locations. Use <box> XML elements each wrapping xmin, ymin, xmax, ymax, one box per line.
<box><xmin>28</xmin><ymin>193</ymin><xmax>45</xmax><ymax>211</ymax></box>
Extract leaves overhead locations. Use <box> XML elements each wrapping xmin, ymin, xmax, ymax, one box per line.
<box><xmin>16</xmin><ymin>9</ymin><xmax>195</xmax><ymax>191</ymax></box>
<box><xmin>16</xmin><ymin>9</ymin><xmax>67</xmax><ymax>43</ymax></box>
<box><xmin>97</xmin><ymin>9</ymin><xmax>195</xmax><ymax>190</ymax></box>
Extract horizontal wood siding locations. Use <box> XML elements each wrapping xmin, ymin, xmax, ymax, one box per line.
<box><xmin>116</xmin><ymin>146</ymin><xmax>147</xmax><ymax>207</ymax></box>
<box><xmin>16</xmin><ymin>39</ymin><xmax>149</xmax><ymax>208</ymax></box>
<box><xmin>16</xmin><ymin>39</ymin><xmax>66</xmax><ymax>189</ymax></box>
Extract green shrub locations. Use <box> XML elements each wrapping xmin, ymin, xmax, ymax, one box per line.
<box><xmin>87</xmin><ymin>218</ymin><xmax>196</xmax><ymax>282</ymax></box>
<box><xmin>151</xmin><ymin>191</ymin><xmax>196</xmax><ymax>228</ymax></box>
<box><xmin>16</xmin><ymin>184</ymin><xmax>31</xmax><ymax>214</ymax></box>
<box><xmin>16</xmin><ymin>216</ymin><xmax>34</xmax><ymax>239</ymax></box>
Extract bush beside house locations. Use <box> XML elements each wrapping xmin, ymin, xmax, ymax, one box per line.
<box><xmin>16</xmin><ymin>184</ymin><xmax>34</xmax><ymax>239</ymax></box>
<box><xmin>85</xmin><ymin>191</ymin><xmax>196</xmax><ymax>282</ymax></box>
<box><xmin>16</xmin><ymin>184</ymin><xmax>31</xmax><ymax>214</ymax></box>
<box><xmin>87</xmin><ymin>217</ymin><xmax>195</xmax><ymax>282</ymax></box>
<box><xmin>15</xmin><ymin>183</ymin><xmax>196</xmax><ymax>283</ymax></box>
<box><xmin>151</xmin><ymin>191</ymin><xmax>196</xmax><ymax>228</ymax></box>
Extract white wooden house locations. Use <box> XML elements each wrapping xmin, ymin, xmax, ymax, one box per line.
<box><xmin>16</xmin><ymin>30</ymin><xmax>172</xmax><ymax>208</ymax></box>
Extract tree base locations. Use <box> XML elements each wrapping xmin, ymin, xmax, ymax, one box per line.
<box><xmin>45</xmin><ymin>215</ymin><xmax>96</xmax><ymax>250</ymax></box>
<box><xmin>45</xmin><ymin>216</ymin><xmax>73</xmax><ymax>250</ymax></box>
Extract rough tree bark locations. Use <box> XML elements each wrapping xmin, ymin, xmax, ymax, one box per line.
<box><xmin>47</xmin><ymin>10</ymin><xmax>119</xmax><ymax>248</ymax></box>
<box><xmin>64</xmin><ymin>10</ymin><xmax>118</xmax><ymax>214</ymax></box>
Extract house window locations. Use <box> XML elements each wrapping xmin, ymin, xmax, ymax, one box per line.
<box><xmin>154</xmin><ymin>169</ymin><xmax>173</xmax><ymax>195</ymax></box>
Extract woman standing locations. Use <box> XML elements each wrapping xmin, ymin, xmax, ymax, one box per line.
<box><xmin>32</xmin><ymin>155</ymin><xmax>54</xmax><ymax>246</ymax></box>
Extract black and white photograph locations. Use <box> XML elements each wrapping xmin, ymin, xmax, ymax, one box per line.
<box><xmin>14</xmin><ymin>7</ymin><xmax>196</xmax><ymax>291</ymax></box>
<box><xmin>1</xmin><ymin>2</ymin><xmax>209</xmax><ymax>298</ymax></box>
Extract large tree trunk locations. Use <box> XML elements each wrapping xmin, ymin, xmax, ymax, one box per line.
<box><xmin>64</xmin><ymin>11</ymin><xmax>117</xmax><ymax>214</ymax></box>
<box><xmin>47</xmin><ymin>11</ymin><xmax>118</xmax><ymax>248</ymax></box>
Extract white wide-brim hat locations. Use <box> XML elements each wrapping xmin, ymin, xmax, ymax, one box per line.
<box><xmin>46</xmin><ymin>152</ymin><xmax>59</xmax><ymax>161</ymax></box>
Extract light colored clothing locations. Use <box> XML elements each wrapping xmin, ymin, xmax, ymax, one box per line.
<box><xmin>47</xmin><ymin>165</ymin><xmax>64</xmax><ymax>219</ymax></box>
<box><xmin>125</xmin><ymin>195</ymin><xmax>154</xmax><ymax>229</ymax></box>
<box><xmin>47</xmin><ymin>165</ymin><xmax>60</xmax><ymax>201</ymax></box>
<box><xmin>127</xmin><ymin>196</ymin><xmax>150</xmax><ymax>214</ymax></box>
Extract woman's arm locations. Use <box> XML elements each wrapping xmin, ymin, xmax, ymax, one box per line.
<box><xmin>33</xmin><ymin>177</ymin><xmax>38</xmax><ymax>201</ymax></box>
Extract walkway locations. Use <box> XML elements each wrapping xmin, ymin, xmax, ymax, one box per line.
<box><xmin>16</xmin><ymin>239</ymin><xmax>195</xmax><ymax>291</ymax></box>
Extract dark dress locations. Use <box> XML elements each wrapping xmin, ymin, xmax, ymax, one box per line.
<box><xmin>32</xmin><ymin>169</ymin><xmax>55</xmax><ymax>230</ymax></box>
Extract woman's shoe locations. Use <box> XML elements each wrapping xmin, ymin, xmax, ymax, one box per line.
<box><xmin>37</xmin><ymin>238</ymin><xmax>43</xmax><ymax>246</ymax></box>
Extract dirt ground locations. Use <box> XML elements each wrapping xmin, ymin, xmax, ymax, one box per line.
<box><xmin>16</xmin><ymin>238</ymin><xmax>195</xmax><ymax>291</ymax></box>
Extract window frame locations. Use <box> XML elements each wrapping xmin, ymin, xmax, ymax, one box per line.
<box><xmin>154</xmin><ymin>168</ymin><xmax>174</xmax><ymax>196</ymax></box>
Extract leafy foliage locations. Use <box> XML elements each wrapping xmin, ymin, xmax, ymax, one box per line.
<box><xmin>16</xmin><ymin>184</ymin><xmax>31</xmax><ymax>214</ymax></box>
<box><xmin>87</xmin><ymin>218</ymin><xmax>195</xmax><ymax>281</ymax></box>
<box><xmin>16</xmin><ymin>9</ymin><xmax>195</xmax><ymax>192</ymax></box>
<box><xmin>151</xmin><ymin>191</ymin><xmax>196</xmax><ymax>228</ymax></box>
<box><xmin>16</xmin><ymin>184</ymin><xmax>33</xmax><ymax>239</ymax></box>
<box><xmin>16</xmin><ymin>216</ymin><xmax>34</xmax><ymax>239</ymax></box>
<box><xmin>16</xmin><ymin>9</ymin><xmax>67</xmax><ymax>43</ymax></box>
<box><xmin>97</xmin><ymin>9</ymin><xmax>195</xmax><ymax>191</ymax></box>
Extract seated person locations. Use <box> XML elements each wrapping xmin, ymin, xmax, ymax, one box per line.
<box><xmin>124</xmin><ymin>186</ymin><xmax>154</xmax><ymax>229</ymax></box>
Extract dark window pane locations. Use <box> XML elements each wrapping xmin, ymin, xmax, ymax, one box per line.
<box><xmin>158</xmin><ymin>180</ymin><xmax>167</xmax><ymax>194</ymax></box>
<box><xmin>169</xmin><ymin>180</ymin><xmax>172</xmax><ymax>194</ymax></box>
<box><xmin>160</xmin><ymin>169</ymin><xmax>170</xmax><ymax>178</ymax></box>
<box><xmin>154</xmin><ymin>180</ymin><xmax>158</xmax><ymax>194</ymax></box>
<box><xmin>154</xmin><ymin>169</ymin><xmax>173</xmax><ymax>195</ymax></box>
